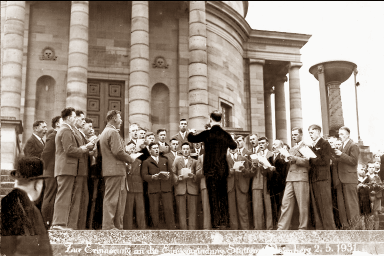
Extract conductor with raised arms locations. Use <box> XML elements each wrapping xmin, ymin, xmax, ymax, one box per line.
<box><xmin>187</xmin><ymin>110</ymin><xmax>237</xmax><ymax>229</ymax></box>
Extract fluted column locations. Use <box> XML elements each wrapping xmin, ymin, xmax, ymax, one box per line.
<box><xmin>1</xmin><ymin>1</ymin><xmax>25</xmax><ymax>119</ymax></box>
<box><xmin>129</xmin><ymin>1</ymin><xmax>150</xmax><ymax>129</ymax></box>
<box><xmin>289</xmin><ymin>62</ymin><xmax>303</xmax><ymax>131</ymax></box>
<box><xmin>188</xmin><ymin>1</ymin><xmax>208</xmax><ymax>130</ymax></box>
<box><xmin>328</xmin><ymin>81</ymin><xmax>344</xmax><ymax>136</ymax></box>
<box><xmin>249</xmin><ymin>59</ymin><xmax>265</xmax><ymax>136</ymax></box>
<box><xmin>66</xmin><ymin>1</ymin><xmax>89</xmax><ymax>112</ymax></box>
<box><xmin>275</xmin><ymin>75</ymin><xmax>288</xmax><ymax>143</ymax></box>
<box><xmin>264</xmin><ymin>87</ymin><xmax>274</xmax><ymax>143</ymax></box>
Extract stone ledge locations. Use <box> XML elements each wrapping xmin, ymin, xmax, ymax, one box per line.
<box><xmin>47</xmin><ymin>231</ymin><xmax>384</xmax><ymax>255</ymax></box>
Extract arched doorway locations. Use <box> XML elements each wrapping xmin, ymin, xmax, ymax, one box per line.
<box><xmin>35</xmin><ymin>75</ymin><xmax>56</xmax><ymax>124</ymax></box>
<box><xmin>151</xmin><ymin>83</ymin><xmax>170</xmax><ymax>137</ymax></box>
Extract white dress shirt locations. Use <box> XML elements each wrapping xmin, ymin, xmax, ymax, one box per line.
<box><xmin>180</xmin><ymin>131</ymin><xmax>186</xmax><ymax>140</ymax></box>
<box><xmin>33</xmin><ymin>133</ymin><xmax>44</xmax><ymax>145</ymax></box>
<box><xmin>151</xmin><ymin>155</ymin><xmax>159</xmax><ymax>163</ymax></box>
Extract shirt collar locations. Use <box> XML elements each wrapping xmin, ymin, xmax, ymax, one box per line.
<box><xmin>33</xmin><ymin>133</ymin><xmax>43</xmax><ymax>143</ymax></box>
<box><xmin>151</xmin><ymin>155</ymin><xmax>158</xmax><ymax>162</ymax></box>
<box><xmin>343</xmin><ymin>138</ymin><xmax>350</xmax><ymax>148</ymax></box>
<box><xmin>313</xmin><ymin>137</ymin><xmax>321</xmax><ymax>146</ymax></box>
<box><xmin>172</xmin><ymin>151</ymin><xmax>176</xmax><ymax>157</ymax></box>
<box><xmin>180</xmin><ymin>131</ymin><xmax>186</xmax><ymax>138</ymax></box>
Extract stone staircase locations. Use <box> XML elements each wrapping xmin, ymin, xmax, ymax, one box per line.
<box><xmin>0</xmin><ymin>169</ymin><xmax>15</xmax><ymax>202</ymax></box>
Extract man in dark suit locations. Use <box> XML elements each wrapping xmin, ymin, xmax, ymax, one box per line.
<box><xmin>40</xmin><ymin>116</ymin><xmax>62</xmax><ymax>229</ymax></box>
<box><xmin>51</xmin><ymin>108</ymin><xmax>92</xmax><ymax>230</ymax></box>
<box><xmin>142</xmin><ymin>142</ymin><xmax>176</xmax><ymax>229</ymax></box>
<box><xmin>164</xmin><ymin>138</ymin><xmax>180</xmax><ymax>166</ymax></box>
<box><xmin>332</xmin><ymin>126</ymin><xmax>360</xmax><ymax>228</ymax></box>
<box><xmin>123</xmin><ymin>142</ymin><xmax>146</xmax><ymax>230</ymax></box>
<box><xmin>196</xmin><ymin>154</ymin><xmax>211</xmax><ymax>229</ymax></box>
<box><xmin>172</xmin><ymin>119</ymin><xmax>190</xmax><ymax>152</ymax></box>
<box><xmin>308</xmin><ymin>124</ymin><xmax>336</xmax><ymax>230</ymax></box>
<box><xmin>191</xmin><ymin>142</ymin><xmax>205</xmax><ymax>159</ymax></box>
<box><xmin>227</xmin><ymin>148</ymin><xmax>252</xmax><ymax>230</ymax></box>
<box><xmin>23</xmin><ymin>120</ymin><xmax>48</xmax><ymax>158</ymax></box>
<box><xmin>236</xmin><ymin>135</ymin><xmax>251</xmax><ymax>157</ymax></box>
<box><xmin>172</xmin><ymin>142</ymin><xmax>198</xmax><ymax>230</ymax></box>
<box><xmin>157</xmin><ymin>129</ymin><xmax>170</xmax><ymax>154</ymax></box>
<box><xmin>187</xmin><ymin>110</ymin><xmax>237</xmax><ymax>229</ymax></box>
<box><xmin>278</xmin><ymin>128</ymin><xmax>310</xmax><ymax>230</ymax></box>
<box><xmin>100</xmin><ymin>110</ymin><xmax>133</xmax><ymax>230</ymax></box>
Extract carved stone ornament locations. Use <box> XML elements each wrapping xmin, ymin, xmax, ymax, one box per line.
<box><xmin>39</xmin><ymin>47</ymin><xmax>57</xmax><ymax>60</ymax></box>
<box><xmin>152</xmin><ymin>56</ymin><xmax>169</xmax><ymax>69</ymax></box>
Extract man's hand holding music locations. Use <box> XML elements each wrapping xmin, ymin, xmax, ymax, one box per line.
<box><xmin>152</xmin><ymin>174</ymin><xmax>160</xmax><ymax>180</ymax></box>
<box><xmin>334</xmin><ymin>149</ymin><xmax>342</xmax><ymax>156</ymax></box>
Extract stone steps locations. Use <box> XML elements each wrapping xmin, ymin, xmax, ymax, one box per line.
<box><xmin>1</xmin><ymin>169</ymin><xmax>15</xmax><ymax>202</ymax></box>
<box><xmin>47</xmin><ymin>230</ymin><xmax>384</xmax><ymax>256</ymax></box>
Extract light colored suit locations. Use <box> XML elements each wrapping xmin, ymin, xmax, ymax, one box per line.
<box><xmin>252</xmin><ymin>149</ymin><xmax>274</xmax><ymax>230</ymax></box>
<box><xmin>227</xmin><ymin>153</ymin><xmax>251</xmax><ymax>230</ymax></box>
<box><xmin>277</xmin><ymin>141</ymin><xmax>310</xmax><ymax>230</ymax></box>
<box><xmin>172</xmin><ymin>132</ymin><xmax>190</xmax><ymax>152</ymax></box>
<box><xmin>196</xmin><ymin>154</ymin><xmax>211</xmax><ymax>229</ymax></box>
<box><xmin>332</xmin><ymin>139</ymin><xmax>360</xmax><ymax>228</ymax></box>
<box><xmin>172</xmin><ymin>156</ymin><xmax>198</xmax><ymax>229</ymax></box>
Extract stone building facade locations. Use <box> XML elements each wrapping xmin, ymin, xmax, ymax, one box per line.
<box><xmin>1</xmin><ymin>1</ymin><xmax>311</xmax><ymax>169</ymax></box>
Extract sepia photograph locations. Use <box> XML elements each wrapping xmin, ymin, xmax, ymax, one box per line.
<box><xmin>1</xmin><ymin>1</ymin><xmax>384</xmax><ymax>255</ymax></box>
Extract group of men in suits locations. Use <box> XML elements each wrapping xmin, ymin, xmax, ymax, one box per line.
<box><xmin>23</xmin><ymin>105</ymin><xmax>363</xmax><ymax>230</ymax></box>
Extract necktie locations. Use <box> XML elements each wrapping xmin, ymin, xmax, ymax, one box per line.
<box><xmin>41</xmin><ymin>138</ymin><xmax>45</xmax><ymax>146</ymax></box>
<box><xmin>184</xmin><ymin>157</ymin><xmax>188</xmax><ymax>166</ymax></box>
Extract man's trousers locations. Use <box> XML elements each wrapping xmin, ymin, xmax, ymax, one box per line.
<box><xmin>176</xmin><ymin>194</ymin><xmax>198</xmax><ymax>230</ymax></box>
<box><xmin>335</xmin><ymin>182</ymin><xmax>360</xmax><ymax>228</ymax></box>
<box><xmin>52</xmin><ymin>175</ymin><xmax>87</xmax><ymax>229</ymax></box>
<box><xmin>228</xmin><ymin>186</ymin><xmax>249</xmax><ymax>230</ymax></box>
<box><xmin>277</xmin><ymin>181</ymin><xmax>309</xmax><ymax>230</ymax></box>
<box><xmin>201</xmin><ymin>188</ymin><xmax>211</xmax><ymax>229</ymax></box>
<box><xmin>252</xmin><ymin>187</ymin><xmax>272</xmax><ymax>230</ymax></box>
<box><xmin>41</xmin><ymin>177</ymin><xmax>58</xmax><ymax>229</ymax></box>
<box><xmin>148</xmin><ymin>192</ymin><xmax>176</xmax><ymax>229</ymax></box>
<box><xmin>102</xmin><ymin>176</ymin><xmax>127</xmax><ymax>230</ymax></box>
<box><xmin>123</xmin><ymin>192</ymin><xmax>146</xmax><ymax>229</ymax></box>
<box><xmin>310</xmin><ymin>180</ymin><xmax>336</xmax><ymax>230</ymax></box>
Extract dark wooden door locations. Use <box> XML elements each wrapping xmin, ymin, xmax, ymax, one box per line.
<box><xmin>87</xmin><ymin>80</ymin><xmax>125</xmax><ymax>137</ymax></box>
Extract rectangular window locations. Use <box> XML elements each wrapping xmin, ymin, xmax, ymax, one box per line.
<box><xmin>221</xmin><ymin>102</ymin><xmax>232</xmax><ymax>128</ymax></box>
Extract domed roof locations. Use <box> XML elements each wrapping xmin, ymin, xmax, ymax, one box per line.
<box><xmin>221</xmin><ymin>1</ymin><xmax>248</xmax><ymax>17</ymax></box>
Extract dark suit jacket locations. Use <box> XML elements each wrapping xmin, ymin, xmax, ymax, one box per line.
<box><xmin>309</xmin><ymin>137</ymin><xmax>332</xmax><ymax>182</ymax></box>
<box><xmin>141</xmin><ymin>155</ymin><xmax>173</xmax><ymax>193</ymax></box>
<box><xmin>157</xmin><ymin>141</ymin><xmax>170</xmax><ymax>154</ymax></box>
<box><xmin>23</xmin><ymin>134</ymin><xmax>45</xmax><ymax>158</ymax></box>
<box><xmin>138</xmin><ymin>146</ymin><xmax>151</xmax><ymax>162</ymax></box>
<box><xmin>187</xmin><ymin>125</ymin><xmax>237</xmax><ymax>178</ymax></box>
<box><xmin>226</xmin><ymin>153</ymin><xmax>251</xmax><ymax>193</ymax></box>
<box><xmin>266</xmin><ymin>153</ymin><xmax>290</xmax><ymax>195</ymax></box>
<box><xmin>41</xmin><ymin>130</ymin><xmax>57</xmax><ymax>177</ymax></box>
<box><xmin>126</xmin><ymin>159</ymin><xmax>143</xmax><ymax>193</ymax></box>
<box><xmin>333</xmin><ymin>139</ymin><xmax>359</xmax><ymax>185</ymax></box>
<box><xmin>172</xmin><ymin>132</ymin><xmax>190</xmax><ymax>151</ymax></box>
<box><xmin>54</xmin><ymin>124</ymin><xmax>86</xmax><ymax>177</ymax></box>
<box><xmin>380</xmin><ymin>155</ymin><xmax>384</xmax><ymax>184</ymax></box>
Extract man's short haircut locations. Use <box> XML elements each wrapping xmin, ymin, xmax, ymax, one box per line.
<box><xmin>292</xmin><ymin>127</ymin><xmax>303</xmax><ymax>134</ymax></box>
<box><xmin>170</xmin><ymin>138</ymin><xmax>178</xmax><ymax>143</ymax></box>
<box><xmin>236</xmin><ymin>135</ymin><xmax>244</xmax><ymax>140</ymax></box>
<box><xmin>258</xmin><ymin>136</ymin><xmax>269</xmax><ymax>142</ymax></box>
<box><xmin>138</xmin><ymin>127</ymin><xmax>146</xmax><ymax>132</ymax></box>
<box><xmin>367</xmin><ymin>162</ymin><xmax>375</xmax><ymax>166</ymax></box>
<box><xmin>61</xmin><ymin>107</ymin><xmax>76</xmax><ymax>120</ymax></box>
<box><xmin>33</xmin><ymin>120</ymin><xmax>46</xmax><ymax>128</ymax></box>
<box><xmin>180</xmin><ymin>119</ymin><xmax>187</xmax><ymax>123</ymax></box>
<box><xmin>51</xmin><ymin>116</ymin><xmax>61</xmax><ymax>129</ymax></box>
<box><xmin>145</xmin><ymin>132</ymin><xmax>155</xmax><ymax>138</ymax></box>
<box><xmin>106</xmin><ymin>110</ymin><xmax>121</xmax><ymax>122</ymax></box>
<box><xmin>157</xmin><ymin>128</ymin><xmax>167</xmax><ymax>135</ymax></box>
<box><xmin>148</xmin><ymin>142</ymin><xmax>159</xmax><ymax>150</ymax></box>
<box><xmin>308</xmin><ymin>124</ymin><xmax>322</xmax><ymax>132</ymax></box>
<box><xmin>75</xmin><ymin>110</ymin><xmax>84</xmax><ymax>117</ymax></box>
<box><xmin>210</xmin><ymin>110</ymin><xmax>222</xmax><ymax>122</ymax></box>
<box><xmin>250</xmin><ymin>133</ymin><xmax>258</xmax><ymax>138</ymax></box>
<box><xmin>339</xmin><ymin>126</ymin><xmax>350</xmax><ymax>134</ymax></box>
<box><xmin>84</xmin><ymin>117</ymin><xmax>93</xmax><ymax>124</ymax></box>
<box><xmin>275</xmin><ymin>139</ymin><xmax>284</xmax><ymax>147</ymax></box>
<box><xmin>181</xmin><ymin>142</ymin><xmax>191</xmax><ymax>148</ymax></box>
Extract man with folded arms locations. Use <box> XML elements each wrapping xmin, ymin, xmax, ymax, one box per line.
<box><xmin>100</xmin><ymin>110</ymin><xmax>133</xmax><ymax>230</ymax></box>
<box><xmin>277</xmin><ymin>128</ymin><xmax>310</xmax><ymax>230</ymax></box>
<box><xmin>308</xmin><ymin>124</ymin><xmax>336</xmax><ymax>230</ymax></box>
<box><xmin>227</xmin><ymin>148</ymin><xmax>251</xmax><ymax>230</ymax></box>
<box><xmin>332</xmin><ymin>126</ymin><xmax>360</xmax><ymax>228</ymax></box>
<box><xmin>142</xmin><ymin>142</ymin><xmax>176</xmax><ymax>229</ymax></box>
<box><xmin>172</xmin><ymin>142</ymin><xmax>198</xmax><ymax>230</ymax></box>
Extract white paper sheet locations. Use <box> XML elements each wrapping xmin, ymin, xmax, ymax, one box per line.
<box><xmin>258</xmin><ymin>156</ymin><xmax>272</xmax><ymax>168</ymax></box>
<box><xmin>135</xmin><ymin>139</ymin><xmax>146</xmax><ymax>152</ymax></box>
<box><xmin>278</xmin><ymin>148</ymin><xmax>290</xmax><ymax>158</ymax></box>
<box><xmin>181</xmin><ymin>168</ymin><xmax>191</xmax><ymax>178</ymax></box>
<box><xmin>299</xmin><ymin>146</ymin><xmax>317</xmax><ymax>159</ymax></box>
<box><xmin>130</xmin><ymin>153</ymin><xmax>143</xmax><ymax>161</ymax></box>
<box><xmin>233</xmin><ymin>161</ymin><xmax>245</xmax><ymax>171</ymax></box>
<box><xmin>250</xmin><ymin>154</ymin><xmax>258</xmax><ymax>160</ymax></box>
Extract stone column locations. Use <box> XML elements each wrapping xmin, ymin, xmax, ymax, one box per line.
<box><xmin>1</xmin><ymin>1</ymin><xmax>25</xmax><ymax>119</ymax></box>
<box><xmin>264</xmin><ymin>88</ymin><xmax>274</xmax><ymax>142</ymax></box>
<box><xmin>66</xmin><ymin>1</ymin><xmax>89</xmax><ymax>112</ymax></box>
<box><xmin>317</xmin><ymin>65</ymin><xmax>330</xmax><ymax>137</ymax></box>
<box><xmin>289</xmin><ymin>62</ymin><xmax>303</xmax><ymax>131</ymax></box>
<box><xmin>249</xmin><ymin>59</ymin><xmax>265</xmax><ymax>136</ymax></box>
<box><xmin>1</xmin><ymin>1</ymin><xmax>7</xmax><ymax>87</ymax></box>
<box><xmin>328</xmin><ymin>81</ymin><xmax>344</xmax><ymax>136</ymax></box>
<box><xmin>129</xmin><ymin>1</ymin><xmax>150</xmax><ymax>129</ymax></box>
<box><xmin>274</xmin><ymin>75</ymin><xmax>288</xmax><ymax>143</ymax></box>
<box><xmin>188</xmin><ymin>1</ymin><xmax>208</xmax><ymax>130</ymax></box>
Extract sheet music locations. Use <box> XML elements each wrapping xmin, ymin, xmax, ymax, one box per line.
<box><xmin>181</xmin><ymin>168</ymin><xmax>191</xmax><ymax>178</ymax></box>
<box><xmin>233</xmin><ymin>161</ymin><xmax>245</xmax><ymax>172</ymax></box>
<box><xmin>278</xmin><ymin>147</ymin><xmax>290</xmax><ymax>158</ymax></box>
<box><xmin>258</xmin><ymin>156</ymin><xmax>272</xmax><ymax>168</ymax></box>
<box><xmin>299</xmin><ymin>146</ymin><xmax>317</xmax><ymax>158</ymax></box>
<box><xmin>130</xmin><ymin>153</ymin><xmax>143</xmax><ymax>161</ymax></box>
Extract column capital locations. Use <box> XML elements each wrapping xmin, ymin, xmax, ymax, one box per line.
<box><xmin>276</xmin><ymin>75</ymin><xmax>288</xmax><ymax>83</ymax></box>
<box><xmin>289</xmin><ymin>61</ymin><xmax>303</xmax><ymax>69</ymax></box>
<box><xmin>249</xmin><ymin>59</ymin><xmax>265</xmax><ymax>65</ymax></box>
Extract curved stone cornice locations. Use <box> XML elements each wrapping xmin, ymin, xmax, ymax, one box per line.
<box><xmin>290</xmin><ymin>61</ymin><xmax>303</xmax><ymax>69</ymax></box>
<box><xmin>248</xmin><ymin>30</ymin><xmax>311</xmax><ymax>48</ymax></box>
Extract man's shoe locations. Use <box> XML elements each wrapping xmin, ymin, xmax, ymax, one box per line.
<box><xmin>50</xmin><ymin>225</ymin><xmax>73</xmax><ymax>231</ymax></box>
